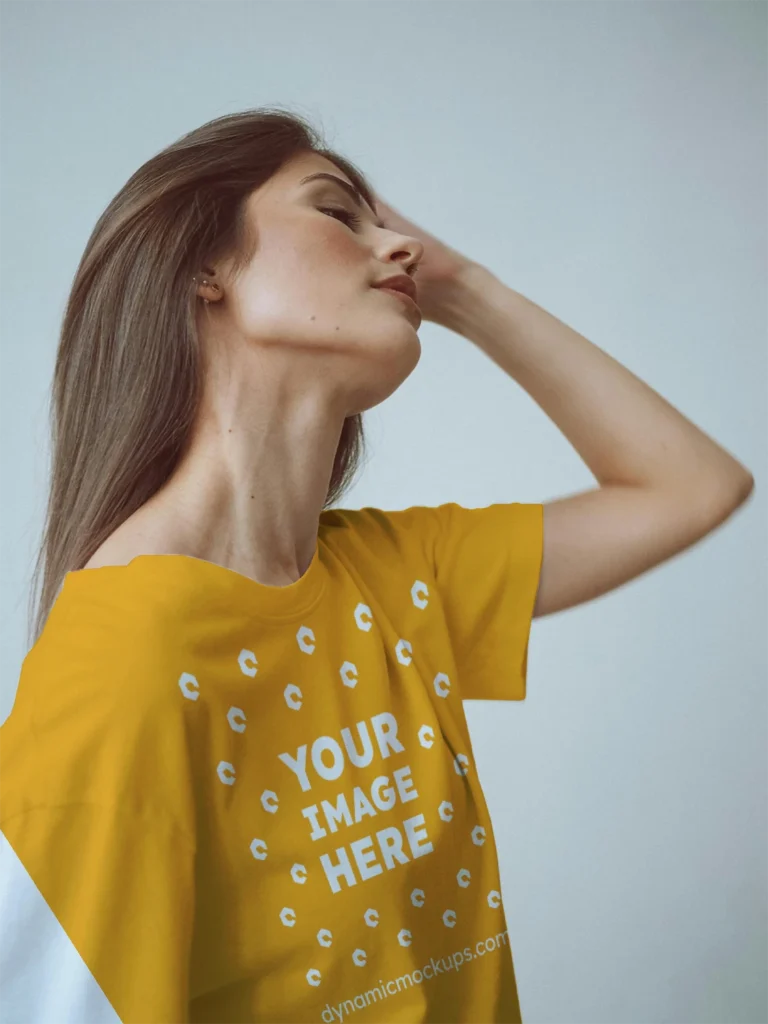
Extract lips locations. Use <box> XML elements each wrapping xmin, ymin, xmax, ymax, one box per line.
<box><xmin>377</xmin><ymin>287</ymin><xmax>422</xmax><ymax>321</ymax></box>
<box><xmin>372</xmin><ymin>273</ymin><xmax>418</xmax><ymax>304</ymax></box>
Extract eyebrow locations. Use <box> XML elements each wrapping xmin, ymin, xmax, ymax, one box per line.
<box><xmin>299</xmin><ymin>172</ymin><xmax>384</xmax><ymax>228</ymax></box>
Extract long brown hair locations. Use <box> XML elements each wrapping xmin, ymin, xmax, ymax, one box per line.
<box><xmin>27</xmin><ymin>107</ymin><xmax>377</xmax><ymax>650</ymax></box>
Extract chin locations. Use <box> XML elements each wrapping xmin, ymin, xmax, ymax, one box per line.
<box><xmin>349</xmin><ymin>341</ymin><xmax>422</xmax><ymax>414</ymax></box>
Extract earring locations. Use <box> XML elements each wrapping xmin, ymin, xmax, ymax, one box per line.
<box><xmin>194</xmin><ymin>275</ymin><xmax>219</xmax><ymax>304</ymax></box>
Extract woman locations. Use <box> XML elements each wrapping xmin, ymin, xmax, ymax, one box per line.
<box><xmin>0</xmin><ymin>107</ymin><xmax>753</xmax><ymax>1024</ymax></box>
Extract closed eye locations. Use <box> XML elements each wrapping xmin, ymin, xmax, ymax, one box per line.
<box><xmin>319</xmin><ymin>206</ymin><xmax>362</xmax><ymax>230</ymax></box>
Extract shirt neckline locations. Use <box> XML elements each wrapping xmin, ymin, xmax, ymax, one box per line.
<box><xmin>63</xmin><ymin>540</ymin><xmax>328</xmax><ymax>622</ymax></box>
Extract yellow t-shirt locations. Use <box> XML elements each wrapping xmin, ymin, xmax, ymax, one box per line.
<box><xmin>0</xmin><ymin>501</ymin><xmax>543</xmax><ymax>1024</ymax></box>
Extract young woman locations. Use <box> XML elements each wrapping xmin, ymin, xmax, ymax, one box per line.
<box><xmin>0</xmin><ymin>108</ymin><xmax>753</xmax><ymax>1024</ymax></box>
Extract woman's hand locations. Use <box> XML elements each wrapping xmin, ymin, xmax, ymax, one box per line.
<box><xmin>374</xmin><ymin>194</ymin><xmax>481</xmax><ymax>325</ymax></box>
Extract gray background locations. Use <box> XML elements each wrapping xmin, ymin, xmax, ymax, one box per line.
<box><xmin>1</xmin><ymin>2</ymin><xmax>765</xmax><ymax>1022</ymax></box>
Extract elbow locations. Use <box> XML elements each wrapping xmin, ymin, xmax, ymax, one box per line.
<box><xmin>696</xmin><ymin>470</ymin><xmax>755</xmax><ymax>526</ymax></box>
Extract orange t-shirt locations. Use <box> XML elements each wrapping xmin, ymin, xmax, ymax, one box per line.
<box><xmin>0</xmin><ymin>501</ymin><xmax>543</xmax><ymax>1023</ymax></box>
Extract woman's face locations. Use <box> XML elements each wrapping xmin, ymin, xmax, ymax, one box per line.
<box><xmin>203</xmin><ymin>151</ymin><xmax>425</xmax><ymax>416</ymax></box>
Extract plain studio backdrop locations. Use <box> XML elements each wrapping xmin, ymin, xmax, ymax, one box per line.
<box><xmin>0</xmin><ymin>3</ymin><xmax>765</xmax><ymax>1023</ymax></box>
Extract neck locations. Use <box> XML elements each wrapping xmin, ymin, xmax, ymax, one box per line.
<box><xmin>135</xmin><ymin>383</ymin><xmax>347</xmax><ymax>586</ymax></box>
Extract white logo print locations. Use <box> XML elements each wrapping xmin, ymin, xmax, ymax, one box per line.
<box><xmin>487</xmin><ymin>889</ymin><xmax>502</xmax><ymax>909</ymax></box>
<box><xmin>354</xmin><ymin>602</ymin><xmax>373</xmax><ymax>631</ymax></box>
<box><xmin>280</xmin><ymin>907</ymin><xmax>296</xmax><ymax>927</ymax></box>
<box><xmin>457</xmin><ymin>868</ymin><xmax>471</xmax><ymax>888</ymax></box>
<box><xmin>438</xmin><ymin>801</ymin><xmax>454</xmax><ymax>822</ymax></box>
<box><xmin>306</xmin><ymin>968</ymin><xmax>321</xmax><ymax>987</ymax></box>
<box><xmin>317</xmin><ymin>928</ymin><xmax>332</xmax><ymax>947</ymax></box>
<box><xmin>443</xmin><ymin>909</ymin><xmax>457</xmax><ymax>928</ymax></box>
<box><xmin>296</xmin><ymin>626</ymin><xmax>315</xmax><ymax>654</ymax></box>
<box><xmin>395</xmin><ymin>639</ymin><xmax>413</xmax><ymax>665</ymax></box>
<box><xmin>352</xmin><ymin>948</ymin><xmax>367</xmax><ymax>967</ymax></box>
<box><xmin>411</xmin><ymin>888</ymin><xmax>426</xmax><ymax>907</ymax></box>
<box><xmin>249</xmin><ymin>838</ymin><xmax>267</xmax><ymax>860</ymax></box>
<box><xmin>291</xmin><ymin>863</ymin><xmax>307</xmax><ymax>883</ymax></box>
<box><xmin>339</xmin><ymin>661</ymin><xmax>358</xmax><ymax>688</ymax></box>
<box><xmin>454</xmin><ymin>753</ymin><xmax>470</xmax><ymax>776</ymax></box>
<box><xmin>178</xmin><ymin>672</ymin><xmax>199</xmax><ymax>700</ymax></box>
<box><xmin>433</xmin><ymin>672</ymin><xmax>451</xmax><ymax>698</ymax></box>
<box><xmin>217</xmin><ymin>761</ymin><xmax>235</xmax><ymax>785</ymax></box>
<box><xmin>398</xmin><ymin>929</ymin><xmax>412</xmax><ymax>947</ymax></box>
<box><xmin>364</xmin><ymin>908</ymin><xmax>379</xmax><ymax>927</ymax></box>
<box><xmin>261</xmin><ymin>790</ymin><xmax>278</xmax><ymax>813</ymax></box>
<box><xmin>238</xmin><ymin>649</ymin><xmax>258</xmax><ymax>677</ymax></box>
<box><xmin>227</xmin><ymin>706</ymin><xmax>246</xmax><ymax>732</ymax></box>
<box><xmin>284</xmin><ymin>683</ymin><xmax>303</xmax><ymax>710</ymax></box>
<box><xmin>411</xmin><ymin>579</ymin><xmax>429</xmax><ymax>609</ymax></box>
<box><xmin>472</xmin><ymin>825</ymin><xmax>486</xmax><ymax>845</ymax></box>
<box><xmin>418</xmin><ymin>724</ymin><xmax>435</xmax><ymax>749</ymax></box>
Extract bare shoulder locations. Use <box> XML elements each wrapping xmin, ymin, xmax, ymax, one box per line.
<box><xmin>81</xmin><ymin>512</ymin><xmax>171</xmax><ymax>570</ymax></box>
<box><xmin>82</xmin><ymin>543</ymin><xmax>135</xmax><ymax>570</ymax></box>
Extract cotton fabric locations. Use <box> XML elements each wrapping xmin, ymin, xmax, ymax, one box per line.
<box><xmin>0</xmin><ymin>501</ymin><xmax>543</xmax><ymax>1024</ymax></box>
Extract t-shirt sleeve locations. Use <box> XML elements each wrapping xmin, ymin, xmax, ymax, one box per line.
<box><xmin>0</xmin><ymin>806</ymin><xmax>195</xmax><ymax>1024</ymax></box>
<box><xmin>0</xmin><ymin>584</ymin><xmax>198</xmax><ymax>1023</ymax></box>
<box><xmin>430</xmin><ymin>501</ymin><xmax>543</xmax><ymax>701</ymax></box>
<box><xmin>333</xmin><ymin>500</ymin><xmax>544</xmax><ymax>701</ymax></box>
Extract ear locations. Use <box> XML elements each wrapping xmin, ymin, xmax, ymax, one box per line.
<box><xmin>192</xmin><ymin>268</ymin><xmax>222</xmax><ymax>303</ymax></box>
